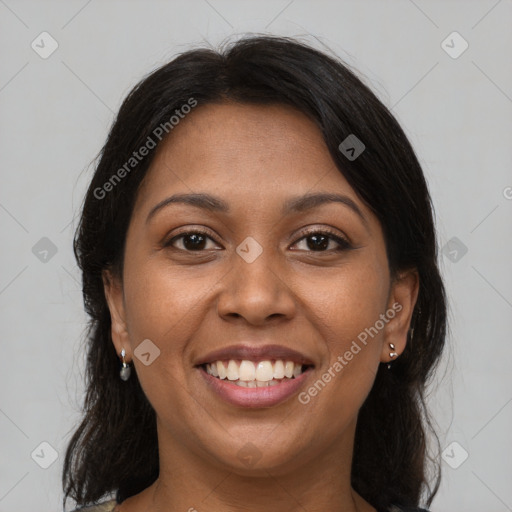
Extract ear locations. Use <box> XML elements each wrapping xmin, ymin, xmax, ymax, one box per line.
<box><xmin>381</xmin><ymin>268</ymin><xmax>419</xmax><ymax>364</ymax></box>
<box><xmin>102</xmin><ymin>268</ymin><xmax>131</xmax><ymax>361</ymax></box>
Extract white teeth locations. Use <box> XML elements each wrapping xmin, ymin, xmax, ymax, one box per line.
<box><xmin>205</xmin><ymin>359</ymin><xmax>308</xmax><ymax>384</ymax></box>
<box><xmin>236</xmin><ymin>378</ymin><xmax>292</xmax><ymax>387</ymax></box>
<box><xmin>226</xmin><ymin>360</ymin><xmax>239</xmax><ymax>381</ymax></box>
<box><xmin>216</xmin><ymin>361</ymin><xmax>227</xmax><ymax>380</ymax></box>
<box><xmin>284</xmin><ymin>361</ymin><xmax>294</xmax><ymax>378</ymax></box>
<box><xmin>293</xmin><ymin>364</ymin><xmax>302</xmax><ymax>378</ymax></box>
<box><xmin>210</xmin><ymin>363</ymin><xmax>219</xmax><ymax>377</ymax></box>
<box><xmin>273</xmin><ymin>360</ymin><xmax>285</xmax><ymax>379</ymax></box>
<box><xmin>239</xmin><ymin>360</ymin><xmax>256</xmax><ymax>381</ymax></box>
<box><xmin>255</xmin><ymin>361</ymin><xmax>273</xmax><ymax>381</ymax></box>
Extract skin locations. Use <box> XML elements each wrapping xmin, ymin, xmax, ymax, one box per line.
<box><xmin>103</xmin><ymin>102</ymin><xmax>419</xmax><ymax>512</ymax></box>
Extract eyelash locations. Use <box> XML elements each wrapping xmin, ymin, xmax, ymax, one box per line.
<box><xmin>164</xmin><ymin>227</ymin><xmax>352</xmax><ymax>253</ymax></box>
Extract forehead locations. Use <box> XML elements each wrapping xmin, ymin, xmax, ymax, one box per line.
<box><xmin>133</xmin><ymin>102</ymin><xmax>361</xmax><ymax>217</ymax></box>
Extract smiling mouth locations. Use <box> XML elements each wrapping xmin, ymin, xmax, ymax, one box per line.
<box><xmin>200</xmin><ymin>359</ymin><xmax>314</xmax><ymax>387</ymax></box>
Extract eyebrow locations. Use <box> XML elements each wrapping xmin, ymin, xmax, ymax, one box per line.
<box><xmin>146</xmin><ymin>192</ymin><xmax>368</xmax><ymax>227</ymax></box>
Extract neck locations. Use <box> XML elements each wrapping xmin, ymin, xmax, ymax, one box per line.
<box><xmin>140</xmin><ymin>417</ymin><xmax>375</xmax><ymax>512</ymax></box>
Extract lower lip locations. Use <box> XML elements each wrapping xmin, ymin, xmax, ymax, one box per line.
<box><xmin>198</xmin><ymin>366</ymin><xmax>313</xmax><ymax>408</ymax></box>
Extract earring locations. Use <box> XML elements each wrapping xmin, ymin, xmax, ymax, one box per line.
<box><xmin>119</xmin><ymin>348</ymin><xmax>132</xmax><ymax>381</ymax></box>
<box><xmin>387</xmin><ymin>343</ymin><xmax>398</xmax><ymax>370</ymax></box>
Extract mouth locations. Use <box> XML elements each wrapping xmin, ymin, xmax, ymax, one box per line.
<box><xmin>196</xmin><ymin>358</ymin><xmax>315</xmax><ymax>408</ymax></box>
<box><xmin>194</xmin><ymin>344</ymin><xmax>316</xmax><ymax>407</ymax></box>
<box><xmin>200</xmin><ymin>359</ymin><xmax>314</xmax><ymax>387</ymax></box>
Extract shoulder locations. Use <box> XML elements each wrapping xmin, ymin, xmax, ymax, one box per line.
<box><xmin>68</xmin><ymin>498</ymin><xmax>118</xmax><ymax>512</ymax></box>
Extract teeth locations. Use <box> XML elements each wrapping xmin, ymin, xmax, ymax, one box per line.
<box><xmin>284</xmin><ymin>361</ymin><xmax>294</xmax><ymax>378</ymax></box>
<box><xmin>226</xmin><ymin>360</ymin><xmax>239</xmax><ymax>381</ymax></box>
<box><xmin>255</xmin><ymin>361</ymin><xmax>273</xmax><ymax>381</ymax></box>
<box><xmin>216</xmin><ymin>361</ymin><xmax>227</xmax><ymax>380</ymax></box>
<box><xmin>236</xmin><ymin>378</ymin><xmax>291</xmax><ymax>387</ymax></box>
<box><xmin>205</xmin><ymin>359</ymin><xmax>308</xmax><ymax>384</ymax></box>
<box><xmin>239</xmin><ymin>360</ymin><xmax>256</xmax><ymax>381</ymax></box>
<box><xmin>273</xmin><ymin>360</ymin><xmax>285</xmax><ymax>379</ymax></box>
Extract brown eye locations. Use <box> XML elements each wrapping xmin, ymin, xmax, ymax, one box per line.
<box><xmin>292</xmin><ymin>230</ymin><xmax>352</xmax><ymax>252</ymax></box>
<box><xmin>165</xmin><ymin>230</ymin><xmax>220</xmax><ymax>252</ymax></box>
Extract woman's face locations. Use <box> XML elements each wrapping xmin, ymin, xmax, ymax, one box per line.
<box><xmin>104</xmin><ymin>102</ymin><xmax>417</xmax><ymax>476</ymax></box>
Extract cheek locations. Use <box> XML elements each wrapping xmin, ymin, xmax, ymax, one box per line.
<box><xmin>309</xmin><ymin>255</ymin><xmax>389</xmax><ymax>338</ymax></box>
<box><xmin>119</xmin><ymin>280</ymin><xmax>192</xmax><ymax>433</ymax></box>
<box><xmin>122</xmin><ymin>256</ymin><xmax>215</xmax><ymax>341</ymax></box>
<box><xmin>121</xmin><ymin>255</ymin><xmax>223</xmax><ymax>403</ymax></box>
<box><xmin>120</xmin><ymin>259</ymin><xmax>189</xmax><ymax>385</ymax></box>
<box><xmin>305</xmin><ymin>256</ymin><xmax>389</xmax><ymax>394</ymax></box>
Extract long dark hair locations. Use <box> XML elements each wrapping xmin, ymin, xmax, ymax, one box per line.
<box><xmin>62</xmin><ymin>35</ymin><xmax>447</xmax><ymax>511</ymax></box>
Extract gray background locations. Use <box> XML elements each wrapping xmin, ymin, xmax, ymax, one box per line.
<box><xmin>1</xmin><ymin>1</ymin><xmax>511</xmax><ymax>511</ymax></box>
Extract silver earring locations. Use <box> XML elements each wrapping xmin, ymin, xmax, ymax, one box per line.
<box><xmin>387</xmin><ymin>343</ymin><xmax>398</xmax><ymax>370</ymax></box>
<box><xmin>119</xmin><ymin>348</ymin><xmax>132</xmax><ymax>381</ymax></box>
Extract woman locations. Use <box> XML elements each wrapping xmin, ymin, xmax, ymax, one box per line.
<box><xmin>63</xmin><ymin>35</ymin><xmax>447</xmax><ymax>512</ymax></box>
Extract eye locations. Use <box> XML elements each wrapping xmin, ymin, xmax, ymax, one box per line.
<box><xmin>291</xmin><ymin>229</ymin><xmax>352</xmax><ymax>252</ymax></box>
<box><xmin>164</xmin><ymin>229</ymin><xmax>221</xmax><ymax>252</ymax></box>
<box><xmin>164</xmin><ymin>228</ymin><xmax>352</xmax><ymax>253</ymax></box>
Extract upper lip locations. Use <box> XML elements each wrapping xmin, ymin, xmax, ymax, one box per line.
<box><xmin>195</xmin><ymin>344</ymin><xmax>315</xmax><ymax>367</ymax></box>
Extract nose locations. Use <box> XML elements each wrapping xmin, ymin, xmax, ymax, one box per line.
<box><xmin>216</xmin><ymin>246</ymin><xmax>297</xmax><ymax>326</ymax></box>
